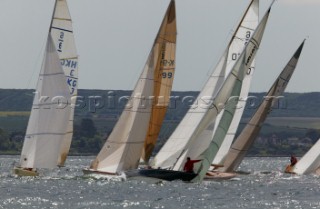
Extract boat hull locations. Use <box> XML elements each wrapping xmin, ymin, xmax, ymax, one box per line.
<box><xmin>204</xmin><ymin>171</ymin><xmax>236</xmax><ymax>180</ymax></box>
<box><xmin>82</xmin><ymin>168</ymin><xmax>118</xmax><ymax>176</ymax></box>
<box><xmin>125</xmin><ymin>169</ymin><xmax>197</xmax><ymax>182</ymax></box>
<box><xmin>13</xmin><ymin>167</ymin><xmax>38</xmax><ymax>177</ymax></box>
<box><xmin>284</xmin><ymin>164</ymin><xmax>296</xmax><ymax>174</ymax></box>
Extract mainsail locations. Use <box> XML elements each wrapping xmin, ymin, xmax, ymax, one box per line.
<box><xmin>221</xmin><ymin>40</ymin><xmax>305</xmax><ymax>173</ymax></box>
<box><xmin>153</xmin><ymin>0</ymin><xmax>260</xmax><ymax>170</ymax></box>
<box><xmin>50</xmin><ymin>0</ymin><xmax>79</xmax><ymax>166</ymax></box>
<box><xmin>19</xmin><ymin>34</ymin><xmax>71</xmax><ymax>169</ymax></box>
<box><xmin>141</xmin><ymin>0</ymin><xmax>176</xmax><ymax>163</ymax></box>
<box><xmin>89</xmin><ymin>0</ymin><xmax>176</xmax><ymax>174</ymax></box>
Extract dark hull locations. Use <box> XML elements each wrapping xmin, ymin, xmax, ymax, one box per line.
<box><xmin>125</xmin><ymin>169</ymin><xmax>197</xmax><ymax>182</ymax></box>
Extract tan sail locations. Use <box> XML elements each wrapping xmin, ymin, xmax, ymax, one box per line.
<box><xmin>87</xmin><ymin>0</ymin><xmax>177</xmax><ymax>174</ymax></box>
<box><xmin>141</xmin><ymin>0</ymin><xmax>177</xmax><ymax>162</ymax></box>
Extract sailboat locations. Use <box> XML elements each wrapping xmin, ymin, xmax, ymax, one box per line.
<box><xmin>128</xmin><ymin>1</ymin><xmax>273</xmax><ymax>182</ymax></box>
<box><xmin>50</xmin><ymin>0</ymin><xmax>79</xmax><ymax>166</ymax></box>
<box><xmin>13</xmin><ymin>0</ymin><xmax>76</xmax><ymax>176</ymax></box>
<box><xmin>285</xmin><ymin>125</ymin><xmax>320</xmax><ymax>174</ymax></box>
<box><xmin>83</xmin><ymin>0</ymin><xmax>176</xmax><ymax>176</ymax></box>
<box><xmin>219</xmin><ymin>40</ymin><xmax>305</xmax><ymax>173</ymax></box>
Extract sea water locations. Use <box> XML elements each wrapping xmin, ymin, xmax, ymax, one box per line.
<box><xmin>0</xmin><ymin>156</ymin><xmax>319</xmax><ymax>209</ymax></box>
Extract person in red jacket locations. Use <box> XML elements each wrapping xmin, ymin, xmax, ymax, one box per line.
<box><xmin>290</xmin><ymin>154</ymin><xmax>298</xmax><ymax>166</ymax></box>
<box><xmin>183</xmin><ymin>157</ymin><xmax>202</xmax><ymax>173</ymax></box>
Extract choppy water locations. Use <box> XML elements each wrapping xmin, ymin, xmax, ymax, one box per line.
<box><xmin>0</xmin><ymin>156</ymin><xmax>319</xmax><ymax>209</ymax></box>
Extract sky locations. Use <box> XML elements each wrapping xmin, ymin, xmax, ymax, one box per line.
<box><xmin>0</xmin><ymin>0</ymin><xmax>319</xmax><ymax>93</ymax></box>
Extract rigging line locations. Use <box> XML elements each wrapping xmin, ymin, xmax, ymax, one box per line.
<box><xmin>26</xmin><ymin>37</ymin><xmax>47</xmax><ymax>89</ymax></box>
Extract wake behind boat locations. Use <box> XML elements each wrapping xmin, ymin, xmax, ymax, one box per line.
<box><xmin>125</xmin><ymin>168</ymin><xmax>197</xmax><ymax>182</ymax></box>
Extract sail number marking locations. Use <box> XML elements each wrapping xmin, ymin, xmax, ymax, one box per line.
<box><xmin>162</xmin><ymin>72</ymin><xmax>173</xmax><ymax>78</ymax></box>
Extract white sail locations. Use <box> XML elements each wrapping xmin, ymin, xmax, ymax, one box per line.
<box><xmin>19</xmin><ymin>34</ymin><xmax>71</xmax><ymax>169</ymax></box>
<box><xmin>50</xmin><ymin>0</ymin><xmax>78</xmax><ymax>166</ymax></box>
<box><xmin>186</xmin><ymin>4</ymin><xmax>272</xmax><ymax>180</ymax></box>
<box><xmin>293</xmin><ymin>138</ymin><xmax>320</xmax><ymax>175</ymax></box>
<box><xmin>89</xmin><ymin>0</ymin><xmax>176</xmax><ymax>174</ymax></box>
<box><xmin>183</xmin><ymin>0</ymin><xmax>259</xmax><ymax>165</ymax></box>
<box><xmin>153</xmin><ymin>0</ymin><xmax>259</xmax><ymax>169</ymax></box>
<box><xmin>221</xmin><ymin>40</ymin><xmax>305</xmax><ymax>172</ymax></box>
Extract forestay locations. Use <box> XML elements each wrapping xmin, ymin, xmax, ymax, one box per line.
<box><xmin>50</xmin><ymin>0</ymin><xmax>79</xmax><ymax>166</ymax></box>
<box><xmin>19</xmin><ymin>34</ymin><xmax>71</xmax><ymax>169</ymax></box>
<box><xmin>221</xmin><ymin>40</ymin><xmax>305</xmax><ymax>173</ymax></box>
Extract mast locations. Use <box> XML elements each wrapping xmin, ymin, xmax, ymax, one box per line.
<box><xmin>49</xmin><ymin>0</ymin><xmax>58</xmax><ymax>33</ymax></box>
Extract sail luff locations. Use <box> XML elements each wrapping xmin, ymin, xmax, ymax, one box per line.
<box><xmin>89</xmin><ymin>1</ymin><xmax>176</xmax><ymax>174</ymax></box>
<box><xmin>142</xmin><ymin>0</ymin><xmax>177</xmax><ymax>162</ymax></box>
<box><xmin>221</xmin><ymin>40</ymin><xmax>305</xmax><ymax>173</ymax></box>
<box><xmin>50</xmin><ymin>0</ymin><xmax>79</xmax><ymax>166</ymax></box>
<box><xmin>19</xmin><ymin>34</ymin><xmax>71</xmax><ymax>169</ymax></box>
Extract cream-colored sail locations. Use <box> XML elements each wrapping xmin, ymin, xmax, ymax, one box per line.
<box><xmin>153</xmin><ymin>0</ymin><xmax>259</xmax><ymax>170</ymax></box>
<box><xmin>88</xmin><ymin>0</ymin><xmax>177</xmax><ymax>174</ymax></box>
<box><xmin>50</xmin><ymin>0</ymin><xmax>78</xmax><ymax>166</ymax></box>
<box><xmin>221</xmin><ymin>40</ymin><xmax>305</xmax><ymax>173</ymax></box>
<box><xmin>141</xmin><ymin>0</ymin><xmax>176</xmax><ymax>163</ymax></box>
<box><xmin>179</xmin><ymin>0</ymin><xmax>259</xmax><ymax>166</ymax></box>
<box><xmin>19</xmin><ymin>34</ymin><xmax>71</xmax><ymax>169</ymax></box>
